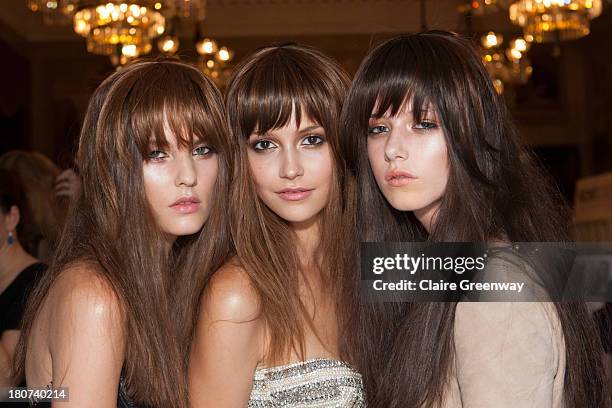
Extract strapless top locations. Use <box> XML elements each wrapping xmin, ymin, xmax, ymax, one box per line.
<box><xmin>247</xmin><ymin>358</ymin><xmax>366</xmax><ymax>407</ymax></box>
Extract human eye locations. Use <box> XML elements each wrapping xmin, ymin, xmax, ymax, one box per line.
<box><xmin>413</xmin><ymin>120</ymin><xmax>438</xmax><ymax>130</ymax></box>
<box><xmin>193</xmin><ymin>145</ymin><xmax>215</xmax><ymax>157</ymax></box>
<box><xmin>147</xmin><ymin>149</ymin><xmax>168</xmax><ymax>161</ymax></box>
<box><xmin>301</xmin><ymin>135</ymin><xmax>325</xmax><ymax>146</ymax></box>
<box><xmin>251</xmin><ymin>139</ymin><xmax>278</xmax><ymax>152</ymax></box>
<box><xmin>368</xmin><ymin>124</ymin><xmax>390</xmax><ymax>135</ymax></box>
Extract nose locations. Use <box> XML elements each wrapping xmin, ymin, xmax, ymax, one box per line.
<box><xmin>175</xmin><ymin>152</ymin><xmax>197</xmax><ymax>187</ymax></box>
<box><xmin>279</xmin><ymin>147</ymin><xmax>304</xmax><ymax>180</ymax></box>
<box><xmin>384</xmin><ymin>128</ymin><xmax>408</xmax><ymax>162</ymax></box>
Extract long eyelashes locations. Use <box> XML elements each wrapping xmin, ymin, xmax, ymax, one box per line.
<box><xmin>251</xmin><ymin>140</ymin><xmax>277</xmax><ymax>152</ymax></box>
<box><xmin>147</xmin><ymin>150</ymin><xmax>168</xmax><ymax>161</ymax></box>
<box><xmin>368</xmin><ymin>125</ymin><xmax>389</xmax><ymax>135</ymax></box>
<box><xmin>193</xmin><ymin>145</ymin><xmax>216</xmax><ymax>156</ymax></box>
<box><xmin>413</xmin><ymin>121</ymin><xmax>438</xmax><ymax>130</ymax></box>
<box><xmin>367</xmin><ymin>121</ymin><xmax>439</xmax><ymax>136</ymax></box>
<box><xmin>250</xmin><ymin>134</ymin><xmax>326</xmax><ymax>152</ymax></box>
<box><xmin>301</xmin><ymin>135</ymin><xmax>325</xmax><ymax>146</ymax></box>
<box><xmin>146</xmin><ymin>145</ymin><xmax>215</xmax><ymax>161</ymax></box>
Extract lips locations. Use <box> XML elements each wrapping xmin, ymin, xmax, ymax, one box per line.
<box><xmin>169</xmin><ymin>196</ymin><xmax>201</xmax><ymax>214</ymax></box>
<box><xmin>276</xmin><ymin>187</ymin><xmax>314</xmax><ymax>201</ymax></box>
<box><xmin>385</xmin><ymin>169</ymin><xmax>416</xmax><ymax>187</ymax></box>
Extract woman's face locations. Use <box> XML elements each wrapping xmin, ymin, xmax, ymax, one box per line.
<box><xmin>367</xmin><ymin>102</ymin><xmax>449</xmax><ymax>225</ymax></box>
<box><xmin>143</xmin><ymin>129</ymin><xmax>218</xmax><ymax>239</ymax></box>
<box><xmin>247</xmin><ymin>108</ymin><xmax>333</xmax><ymax>225</ymax></box>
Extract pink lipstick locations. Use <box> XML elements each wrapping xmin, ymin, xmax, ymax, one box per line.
<box><xmin>385</xmin><ymin>170</ymin><xmax>416</xmax><ymax>187</ymax></box>
<box><xmin>277</xmin><ymin>187</ymin><xmax>314</xmax><ymax>201</ymax></box>
<box><xmin>170</xmin><ymin>196</ymin><xmax>201</xmax><ymax>214</ymax></box>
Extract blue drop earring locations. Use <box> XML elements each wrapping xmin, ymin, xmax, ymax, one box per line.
<box><xmin>7</xmin><ymin>231</ymin><xmax>14</xmax><ymax>246</ymax></box>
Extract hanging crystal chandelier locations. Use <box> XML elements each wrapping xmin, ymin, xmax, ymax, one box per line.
<box><xmin>72</xmin><ymin>2</ymin><xmax>165</xmax><ymax>64</ymax></box>
<box><xmin>27</xmin><ymin>0</ymin><xmax>235</xmax><ymax>83</ymax></box>
<box><xmin>509</xmin><ymin>0</ymin><xmax>603</xmax><ymax>42</ymax></box>
<box><xmin>481</xmin><ymin>31</ymin><xmax>533</xmax><ymax>94</ymax></box>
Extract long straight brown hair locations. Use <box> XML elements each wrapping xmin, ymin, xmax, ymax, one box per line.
<box><xmin>224</xmin><ymin>43</ymin><xmax>357</xmax><ymax>364</ymax></box>
<box><xmin>14</xmin><ymin>58</ymin><xmax>232</xmax><ymax>407</ymax></box>
<box><xmin>341</xmin><ymin>32</ymin><xmax>610</xmax><ymax>408</ymax></box>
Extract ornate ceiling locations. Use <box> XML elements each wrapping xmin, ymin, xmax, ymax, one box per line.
<box><xmin>0</xmin><ymin>0</ymin><xmax>517</xmax><ymax>42</ymax></box>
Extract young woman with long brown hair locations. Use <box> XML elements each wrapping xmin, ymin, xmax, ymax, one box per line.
<box><xmin>342</xmin><ymin>32</ymin><xmax>610</xmax><ymax>407</ymax></box>
<box><xmin>188</xmin><ymin>43</ymin><xmax>365</xmax><ymax>406</ymax></box>
<box><xmin>13</xmin><ymin>59</ymin><xmax>232</xmax><ymax>407</ymax></box>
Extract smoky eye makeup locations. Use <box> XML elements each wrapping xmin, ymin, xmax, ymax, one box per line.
<box><xmin>367</xmin><ymin>117</ymin><xmax>390</xmax><ymax>136</ymax></box>
<box><xmin>193</xmin><ymin>145</ymin><xmax>216</xmax><ymax>156</ymax></box>
<box><xmin>251</xmin><ymin>139</ymin><xmax>277</xmax><ymax>152</ymax></box>
<box><xmin>247</xmin><ymin>134</ymin><xmax>278</xmax><ymax>152</ymax></box>
<box><xmin>146</xmin><ymin>149</ymin><xmax>168</xmax><ymax>161</ymax></box>
<box><xmin>300</xmin><ymin>133</ymin><xmax>326</xmax><ymax>147</ymax></box>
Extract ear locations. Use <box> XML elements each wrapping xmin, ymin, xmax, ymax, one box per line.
<box><xmin>5</xmin><ymin>205</ymin><xmax>21</xmax><ymax>232</ymax></box>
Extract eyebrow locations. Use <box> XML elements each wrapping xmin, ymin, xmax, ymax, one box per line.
<box><xmin>299</xmin><ymin>125</ymin><xmax>323</xmax><ymax>133</ymax></box>
<box><xmin>251</xmin><ymin>124</ymin><xmax>323</xmax><ymax>138</ymax></box>
<box><xmin>370</xmin><ymin>109</ymin><xmax>434</xmax><ymax>119</ymax></box>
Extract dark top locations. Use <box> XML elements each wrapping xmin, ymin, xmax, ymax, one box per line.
<box><xmin>1</xmin><ymin>262</ymin><xmax>46</xmax><ymax>408</ymax></box>
<box><xmin>27</xmin><ymin>376</ymin><xmax>143</xmax><ymax>408</ymax></box>
<box><xmin>0</xmin><ymin>262</ymin><xmax>46</xmax><ymax>335</ymax></box>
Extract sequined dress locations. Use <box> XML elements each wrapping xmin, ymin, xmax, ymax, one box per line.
<box><xmin>247</xmin><ymin>358</ymin><xmax>366</xmax><ymax>407</ymax></box>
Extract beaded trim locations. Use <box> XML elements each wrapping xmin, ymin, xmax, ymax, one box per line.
<box><xmin>248</xmin><ymin>358</ymin><xmax>366</xmax><ymax>407</ymax></box>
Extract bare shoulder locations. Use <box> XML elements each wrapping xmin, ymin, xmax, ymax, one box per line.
<box><xmin>29</xmin><ymin>262</ymin><xmax>126</xmax><ymax>401</ymax></box>
<box><xmin>46</xmin><ymin>262</ymin><xmax>123</xmax><ymax>347</ymax></box>
<box><xmin>201</xmin><ymin>258</ymin><xmax>261</xmax><ymax>324</ymax></box>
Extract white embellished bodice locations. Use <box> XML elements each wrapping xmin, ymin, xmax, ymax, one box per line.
<box><xmin>247</xmin><ymin>358</ymin><xmax>366</xmax><ymax>407</ymax></box>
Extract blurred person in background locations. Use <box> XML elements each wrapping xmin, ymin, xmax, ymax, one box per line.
<box><xmin>0</xmin><ymin>169</ymin><xmax>47</xmax><ymax>393</ymax></box>
<box><xmin>0</xmin><ymin>151</ymin><xmax>80</xmax><ymax>262</ymax></box>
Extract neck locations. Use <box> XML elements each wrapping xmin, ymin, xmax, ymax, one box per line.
<box><xmin>414</xmin><ymin>200</ymin><xmax>441</xmax><ymax>234</ymax></box>
<box><xmin>291</xmin><ymin>216</ymin><xmax>321</xmax><ymax>267</ymax></box>
<box><xmin>0</xmin><ymin>240</ymin><xmax>37</xmax><ymax>280</ymax></box>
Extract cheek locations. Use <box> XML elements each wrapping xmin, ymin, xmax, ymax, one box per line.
<box><xmin>367</xmin><ymin>138</ymin><xmax>386</xmax><ymax>181</ymax></box>
<box><xmin>247</xmin><ymin>152</ymin><xmax>275</xmax><ymax>192</ymax></box>
<box><xmin>305</xmin><ymin>147</ymin><xmax>333</xmax><ymax>186</ymax></box>
<box><xmin>196</xmin><ymin>156</ymin><xmax>219</xmax><ymax>195</ymax></box>
<box><xmin>421</xmin><ymin>134</ymin><xmax>449</xmax><ymax>187</ymax></box>
<box><xmin>143</xmin><ymin>163</ymin><xmax>173</xmax><ymax>208</ymax></box>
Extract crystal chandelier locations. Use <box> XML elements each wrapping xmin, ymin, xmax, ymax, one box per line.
<box><xmin>509</xmin><ymin>0</ymin><xmax>603</xmax><ymax>42</ymax></box>
<box><xmin>481</xmin><ymin>31</ymin><xmax>533</xmax><ymax>94</ymax></box>
<box><xmin>156</xmin><ymin>22</ymin><xmax>235</xmax><ymax>87</ymax></box>
<box><xmin>27</xmin><ymin>0</ymin><xmax>235</xmax><ymax>82</ymax></box>
<box><xmin>72</xmin><ymin>2</ymin><xmax>165</xmax><ymax>65</ymax></box>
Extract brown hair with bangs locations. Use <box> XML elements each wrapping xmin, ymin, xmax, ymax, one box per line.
<box><xmin>14</xmin><ymin>58</ymin><xmax>232</xmax><ymax>407</ymax></box>
<box><xmin>342</xmin><ymin>31</ymin><xmax>609</xmax><ymax>408</ymax></box>
<box><xmin>225</xmin><ymin>43</ymin><xmax>355</xmax><ymax>364</ymax></box>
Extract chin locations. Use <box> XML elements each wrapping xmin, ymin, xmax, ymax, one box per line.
<box><xmin>268</xmin><ymin>206</ymin><xmax>322</xmax><ymax>224</ymax></box>
<box><xmin>160</xmin><ymin>215</ymin><xmax>208</xmax><ymax>237</ymax></box>
<box><xmin>384</xmin><ymin>194</ymin><xmax>427</xmax><ymax>212</ymax></box>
